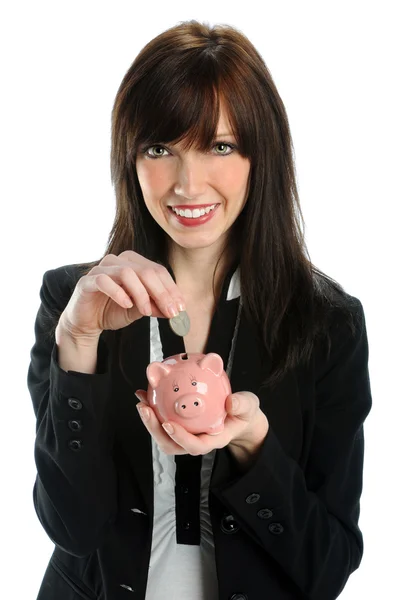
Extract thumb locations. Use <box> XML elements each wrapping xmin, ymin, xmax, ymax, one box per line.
<box><xmin>225</xmin><ymin>393</ymin><xmax>239</xmax><ymax>414</ymax></box>
<box><xmin>135</xmin><ymin>389</ymin><xmax>149</xmax><ymax>405</ymax></box>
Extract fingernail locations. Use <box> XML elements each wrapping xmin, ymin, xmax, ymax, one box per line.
<box><xmin>138</xmin><ymin>406</ymin><xmax>150</xmax><ymax>422</ymax></box>
<box><xmin>177</xmin><ymin>300</ymin><xmax>186</xmax><ymax>312</ymax></box>
<box><xmin>143</xmin><ymin>302</ymin><xmax>152</xmax><ymax>316</ymax></box>
<box><xmin>167</xmin><ymin>303</ymin><xmax>179</xmax><ymax>317</ymax></box>
<box><xmin>162</xmin><ymin>423</ymin><xmax>174</xmax><ymax>435</ymax></box>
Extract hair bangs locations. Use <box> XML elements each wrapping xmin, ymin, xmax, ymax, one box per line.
<box><xmin>127</xmin><ymin>56</ymin><xmax>254</xmax><ymax>163</ymax></box>
<box><xmin>132</xmin><ymin>73</ymin><xmax>222</xmax><ymax>158</ymax></box>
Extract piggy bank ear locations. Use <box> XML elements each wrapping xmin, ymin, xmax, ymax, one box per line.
<box><xmin>146</xmin><ymin>362</ymin><xmax>172</xmax><ymax>388</ymax></box>
<box><xmin>197</xmin><ymin>353</ymin><xmax>224</xmax><ymax>376</ymax></box>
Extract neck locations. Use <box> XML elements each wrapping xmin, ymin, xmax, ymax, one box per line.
<box><xmin>167</xmin><ymin>242</ymin><xmax>235</xmax><ymax>303</ymax></box>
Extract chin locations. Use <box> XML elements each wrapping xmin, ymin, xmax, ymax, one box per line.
<box><xmin>168</xmin><ymin>227</ymin><xmax>222</xmax><ymax>246</ymax></box>
<box><xmin>173</xmin><ymin>237</ymin><xmax>220</xmax><ymax>250</ymax></box>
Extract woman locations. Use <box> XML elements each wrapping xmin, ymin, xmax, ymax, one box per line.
<box><xmin>28</xmin><ymin>20</ymin><xmax>372</xmax><ymax>600</ymax></box>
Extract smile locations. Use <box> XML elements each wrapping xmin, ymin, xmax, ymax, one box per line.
<box><xmin>167</xmin><ymin>204</ymin><xmax>220</xmax><ymax>227</ymax></box>
<box><xmin>169</xmin><ymin>204</ymin><xmax>218</xmax><ymax>218</ymax></box>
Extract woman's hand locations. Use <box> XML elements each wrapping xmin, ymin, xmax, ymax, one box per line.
<box><xmin>134</xmin><ymin>389</ymin><xmax>269</xmax><ymax>456</ymax></box>
<box><xmin>56</xmin><ymin>250</ymin><xmax>186</xmax><ymax>343</ymax></box>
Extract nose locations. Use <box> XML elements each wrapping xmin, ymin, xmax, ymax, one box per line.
<box><xmin>174</xmin><ymin>155</ymin><xmax>207</xmax><ymax>200</ymax></box>
<box><xmin>174</xmin><ymin>395</ymin><xmax>205</xmax><ymax>419</ymax></box>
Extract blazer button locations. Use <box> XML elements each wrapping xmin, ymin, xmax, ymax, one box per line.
<box><xmin>68</xmin><ymin>439</ymin><xmax>83</xmax><ymax>451</ymax></box>
<box><xmin>257</xmin><ymin>508</ymin><xmax>273</xmax><ymax>519</ymax></box>
<box><xmin>269</xmin><ymin>522</ymin><xmax>284</xmax><ymax>535</ymax></box>
<box><xmin>68</xmin><ymin>398</ymin><xmax>82</xmax><ymax>410</ymax></box>
<box><xmin>229</xmin><ymin>594</ymin><xmax>248</xmax><ymax>600</ymax></box>
<box><xmin>68</xmin><ymin>420</ymin><xmax>82</xmax><ymax>432</ymax></box>
<box><xmin>221</xmin><ymin>514</ymin><xmax>240</xmax><ymax>534</ymax></box>
<box><xmin>245</xmin><ymin>493</ymin><xmax>260</xmax><ymax>504</ymax></box>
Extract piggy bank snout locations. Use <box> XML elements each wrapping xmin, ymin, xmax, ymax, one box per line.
<box><xmin>174</xmin><ymin>395</ymin><xmax>205</xmax><ymax>419</ymax></box>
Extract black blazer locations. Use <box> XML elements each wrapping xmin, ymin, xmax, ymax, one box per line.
<box><xmin>27</xmin><ymin>263</ymin><xmax>372</xmax><ymax>600</ymax></box>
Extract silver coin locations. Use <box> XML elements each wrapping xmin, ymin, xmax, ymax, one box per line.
<box><xmin>169</xmin><ymin>310</ymin><xmax>190</xmax><ymax>336</ymax></box>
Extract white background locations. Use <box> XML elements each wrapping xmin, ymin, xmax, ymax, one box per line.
<box><xmin>1</xmin><ymin>1</ymin><xmax>396</xmax><ymax>598</ymax></box>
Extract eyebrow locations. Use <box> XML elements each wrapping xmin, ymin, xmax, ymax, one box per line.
<box><xmin>148</xmin><ymin>133</ymin><xmax>236</xmax><ymax>149</ymax></box>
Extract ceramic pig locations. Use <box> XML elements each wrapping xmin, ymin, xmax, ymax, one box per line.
<box><xmin>146</xmin><ymin>352</ymin><xmax>231</xmax><ymax>435</ymax></box>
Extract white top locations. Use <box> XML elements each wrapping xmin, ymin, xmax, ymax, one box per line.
<box><xmin>144</xmin><ymin>268</ymin><xmax>241</xmax><ymax>600</ymax></box>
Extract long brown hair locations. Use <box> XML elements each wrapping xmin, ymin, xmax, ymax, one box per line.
<box><xmin>75</xmin><ymin>19</ymin><xmax>360</xmax><ymax>388</ymax></box>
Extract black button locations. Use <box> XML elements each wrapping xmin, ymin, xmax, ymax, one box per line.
<box><xmin>183</xmin><ymin>521</ymin><xmax>190</xmax><ymax>530</ymax></box>
<box><xmin>245</xmin><ymin>493</ymin><xmax>260</xmax><ymax>504</ymax></box>
<box><xmin>257</xmin><ymin>508</ymin><xmax>273</xmax><ymax>519</ymax></box>
<box><xmin>181</xmin><ymin>485</ymin><xmax>189</xmax><ymax>494</ymax></box>
<box><xmin>230</xmin><ymin>594</ymin><xmax>248</xmax><ymax>600</ymax></box>
<box><xmin>68</xmin><ymin>439</ymin><xmax>83</xmax><ymax>451</ymax></box>
<box><xmin>68</xmin><ymin>398</ymin><xmax>82</xmax><ymax>410</ymax></box>
<box><xmin>269</xmin><ymin>522</ymin><xmax>284</xmax><ymax>535</ymax></box>
<box><xmin>68</xmin><ymin>420</ymin><xmax>82</xmax><ymax>432</ymax></box>
<box><xmin>221</xmin><ymin>514</ymin><xmax>240</xmax><ymax>535</ymax></box>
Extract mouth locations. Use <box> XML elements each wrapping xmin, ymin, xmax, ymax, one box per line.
<box><xmin>167</xmin><ymin>203</ymin><xmax>220</xmax><ymax>227</ymax></box>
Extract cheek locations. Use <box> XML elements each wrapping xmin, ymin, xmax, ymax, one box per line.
<box><xmin>196</xmin><ymin>382</ymin><xmax>208</xmax><ymax>395</ymax></box>
<box><xmin>215</xmin><ymin>162</ymin><xmax>250</xmax><ymax>195</ymax></box>
<box><xmin>136</xmin><ymin>162</ymin><xmax>169</xmax><ymax>197</ymax></box>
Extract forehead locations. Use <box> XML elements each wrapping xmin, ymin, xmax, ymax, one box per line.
<box><xmin>215</xmin><ymin>98</ymin><xmax>236</xmax><ymax>136</ymax></box>
<box><xmin>171</xmin><ymin>101</ymin><xmax>235</xmax><ymax>148</ymax></box>
<box><xmin>216</xmin><ymin>103</ymin><xmax>233</xmax><ymax>132</ymax></box>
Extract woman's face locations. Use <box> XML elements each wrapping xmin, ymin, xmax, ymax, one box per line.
<box><xmin>135</xmin><ymin>103</ymin><xmax>251</xmax><ymax>251</ymax></box>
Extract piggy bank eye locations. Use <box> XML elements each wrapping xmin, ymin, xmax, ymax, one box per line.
<box><xmin>191</xmin><ymin>381</ymin><xmax>197</xmax><ymax>386</ymax></box>
<box><xmin>173</xmin><ymin>387</ymin><xmax>179</xmax><ymax>392</ymax></box>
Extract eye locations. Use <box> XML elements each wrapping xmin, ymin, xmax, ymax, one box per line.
<box><xmin>191</xmin><ymin>381</ymin><xmax>197</xmax><ymax>386</ymax></box>
<box><xmin>213</xmin><ymin>142</ymin><xmax>235</xmax><ymax>156</ymax></box>
<box><xmin>141</xmin><ymin>142</ymin><xmax>236</xmax><ymax>159</ymax></box>
<box><xmin>173</xmin><ymin>386</ymin><xmax>179</xmax><ymax>392</ymax></box>
<box><xmin>144</xmin><ymin>145</ymin><xmax>170</xmax><ymax>159</ymax></box>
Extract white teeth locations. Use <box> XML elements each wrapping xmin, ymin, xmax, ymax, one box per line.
<box><xmin>171</xmin><ymin>204</ymin><xmax>217</xmax><ymax>218</ymax></box>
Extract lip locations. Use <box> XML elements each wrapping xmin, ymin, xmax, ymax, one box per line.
<box><xmin>167</xmin><ymin>204</ymin><xmax>220</xmax><ymax>227</ymax></box>
<box><xmin>167</xmin><ymin>203</ymin><xmax>219</xmax><ymax>209</ymax></box>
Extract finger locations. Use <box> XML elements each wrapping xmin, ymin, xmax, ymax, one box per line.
<box><xmin>226</xmin><ymin>394</ymin><xmax>239</xmax><ymax>414</ymax></box>
<box><xmin>117</xmin><ymin>266</ymin><xmax>156</xmax><ymax>315</ymax></box>
<box><xmin>83</xmin><ymin>266</ymin><xmax>162</xmax><ymax>318</ymax></box>
<box><xmin>95</xmin><ymin>265</ymin><xmax>154</xmax><ymax>316</ymax></box>
<box><xmin>135</xmin><ymin>266</ymin><xmax>183</xmax><ymax>318</ymax></box>
<box><xmin>162</xmin><ymin>420</ymin><xmax>230</xmax><ymax>456</ymax></box>
<box><xmin>117</xmin><ymin>264</ymin><xmax>184</xmax><ymax>319</ymax></box>
<box><xmin>95</xmin><ymin>263</ymin><xmax>183</xmax><ymax>319</ymax></box>
<box><xmin>117</xmin><ymin>250</ymin><xmax>142</xmax><ymax>263</ymax></box>
<box><xmin>152</xmin><ymin>265</ymin><xmax>187</xmax><ymax>313</ymax></box>
<box><xmin>98</xmin><ymin>253</ymin><xmax>120</xmax><ymax>267</ymax></box>
<box><xmin>134</xmin><ymin>389</ymin><xmax>149</xmax><ymax>405</ymax></box>
<box><xmin>79</xmin><ymin>271</ymin><xmax>134</xmax><ymax>310</ymax></box>
<box><xmin>226</xmin><ymin>392</ymin><xmax>259</xmax><ymax>420</ymax></box>
<box><xmin>136</xmin><ymin>405</ymin><xmax>189</xmax><ymax>455</ymax></box>
<box><xmin>117</xmin><ymin>252</ymin><xmax>186</xmax><ymax>314</ymax></box>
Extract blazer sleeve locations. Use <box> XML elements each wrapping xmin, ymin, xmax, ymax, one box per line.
<box><xmin>27</xmin><ymin>267</ymin><xmax>118</xmax><ymax>557</ymax></box>
<box><xmin>210</xmin><ymin>297</ymin><xmax>372</xmax><ymax>600</ymax></box>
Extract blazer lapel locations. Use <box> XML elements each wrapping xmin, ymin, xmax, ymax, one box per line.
<box><xmin>209</xmin><ymin>307</ymin><xmax>272</xmax><ymax>490</ymax></box>
<box><xmin>114</xmin><ymin>316</ymin><xmax>155</xmax><ymax>516</ymax></box>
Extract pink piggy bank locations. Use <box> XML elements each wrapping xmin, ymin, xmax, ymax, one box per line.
<box><xmin>146</xmin><ymin>352</ymin><xmax>231</xmax><ymax>435</ymax></box>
